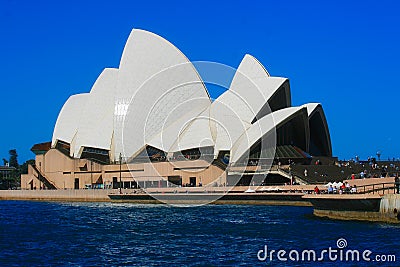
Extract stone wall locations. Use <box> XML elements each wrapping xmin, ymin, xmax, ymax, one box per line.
<box><xmin>0</xmin><ymin>189</ymin><xmax>114</xmax><ymax>201</ymax></box>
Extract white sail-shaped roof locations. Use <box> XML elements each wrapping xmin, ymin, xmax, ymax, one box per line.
<box><xmin>303</xmin><ymin>103</ymin><xmax>320</xmax><ymax>116</ymax></box>
<box><xmin>167</xmin><ymin>106</ymin><xmax>214</xmax><ymax>153</ymax></box>
<box><xmin>208</xmin><ymin>54</ymin><xmax>290</xmax><ymax>156</ymax></box>
<box><xmin>73</xmin><ymin>68</ymin><xmax>118</xmax><ymax>157</ymax></box>
<box><xmin>230</xmin><ymin>107</ymin><xmax>309</xmax><ymax>163</ymax></box>
<box><xmin>146</xmin><ymin>102</ymin><xmax>212</xmax><ymax>153</ymax></box>
<box><xmin>50</xmin><ymin>28</ymin><xmax>332</xmax><ymax>164</ymax></box>
<box><xmin>114</xmin><ymin>29</ymin><xmax>211</xmax><ymax>159</ymax></box>
<box><xmin>224</xmin><ymin>54</ymin><xmax>290</xmax><ymax>123</ymax></box>
<box><xmin>302</xmin><ymin>103</ymin><xmax>332</xmax><ymax>156</ymax></box>
<box><xmin>52</xmin><ymin>93</ymin><xmax>89</xmax><ymax>148</ymax></box>
<box><xmin>209</xmin><ymin>93</ymin><xmax>252</xmax><ymax>154</ymax></box>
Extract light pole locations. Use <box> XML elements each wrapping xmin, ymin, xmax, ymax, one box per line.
<box><xmin>90</xmin><ymin>161</ymin><xmax>93</xmax><ymax>189</ymax></box>
<box><xmin>119</xmin><ymin>153</ymin><xmax>122</xmax><ymax>194</ymax></box>
<box><xmin>377</xmin><ymin>151</ymin><xmax>381</xmax><ymax>161</ymax></box>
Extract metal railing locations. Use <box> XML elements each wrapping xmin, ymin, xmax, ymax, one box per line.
<box><xmin>359</xmin><ymin>182</ymin><xmax>398</xmax><ymax>195</ymax></box>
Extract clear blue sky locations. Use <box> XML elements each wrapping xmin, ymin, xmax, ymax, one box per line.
<box><xmin>1</xmin><ymin>0</ymin><xmax>399</xmax><ymax>162</ymax></box>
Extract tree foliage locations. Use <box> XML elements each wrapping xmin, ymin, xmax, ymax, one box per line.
<box><xmin>0</xmin><ymin>149</ymin><xmax>24</xmax><ymax>189</ymax></box>
<box><xmin>20</xmin><ymin>159</ymin><xmax>35</xmax><ymax>174</ymax></box>
<box><xmin>9</xmin><ymin>149</ymin><xmax>18</xmax><ymax>168</ymax></box>
<box><xmin>0</xmin><ymin>149</ymin><xmax>36</xmax><ymax>189</ymax></box>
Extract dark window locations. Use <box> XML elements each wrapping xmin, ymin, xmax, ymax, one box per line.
<box><xmin>189</xmin><ymin>177</ymin><xmax>196</xmax><ymax>186</ymax></box>
<box><xmin>74</xmin><ymin>178</ymin><xmax>79</xmax><ymax>189</ymax></box>
<box><xmin>112</xmin><ymin>177</ymin><xmax>118</xmax><ymax>189</ymax></box>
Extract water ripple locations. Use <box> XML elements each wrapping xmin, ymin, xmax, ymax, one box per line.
<box><xmin>0</xmin><ymin>201</ymin><xmax>399</xmax><ymax>266</ymax></box>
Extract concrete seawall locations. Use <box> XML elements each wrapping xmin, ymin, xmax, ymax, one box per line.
<box><xmin>0</xmin><ymin>189</ymin><xmax>113</xmax><ymax>202</ymax></box>
<box><xmin>308</xmin><ymin>194</ymin><xmax>400</xmax><ymax>223</ymax></box>
<box><xmin>378</xmin><ymin>194</ymin><xmax>400</xmax><ymax>222</ymax></box>
<box><xmin>0</xmin><ymin>189</ymin><xmax>312</xmax><ymax>206</ymax></box>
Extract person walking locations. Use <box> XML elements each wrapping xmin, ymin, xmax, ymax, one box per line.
<box><xmin>395</xmin><ymin>175</ymin><xmax>400</xmax><ymax>194</ymax></box>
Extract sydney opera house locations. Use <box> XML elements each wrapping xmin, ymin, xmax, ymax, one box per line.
<box><xmin>21</xmin><ymin>29</ymin><xmax>332</xmax><ymax>190</ymax></box>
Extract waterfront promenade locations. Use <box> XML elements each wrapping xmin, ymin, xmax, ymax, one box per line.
<box><xmin>2</xmin><ymin>177</ymin><xmax>399</xmax><ymax>221</ymax></box>
<box><xmin>303</xmin><ymin>177</ymin><xmax>400</xmax><ymax>223</ymax></box>
<box><xmin>0</xmin><ymin>189</ymin><xmax>113</xmax><ymax>201</ymax></box>
<box><xmin>0</xmin><ymin>185</ymin><xmax>319</xmax><ymax>204</ymax></box>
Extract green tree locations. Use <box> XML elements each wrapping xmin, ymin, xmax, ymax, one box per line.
<box><xmin>20</xmin><ymin>159</ymin><xmax>35</xmax><ymax>174</ymax></box>
<box><xmin>0</xmin><ymin>150</ymin><xmax>21</xmax><ymax>189</ymax></box>
<box><xmin>0</xmin><ymin>150</ymin><xmax>35</xmax><ymax>189</ymax></box>
<box><xmin>9</xmin><ymin>149</ymin><xmax>19</xmax><ymax>168</ymax></box>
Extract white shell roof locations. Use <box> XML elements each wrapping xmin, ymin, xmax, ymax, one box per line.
<box><xmin>302</xmin><ymin>102</ymin><xmax>332</xmax><ymax>156</ymax></box>
<box><xmin>210</xmin><ymin>93</ymin><xmax>252</xmax><ymax>154</ymax></box>
<box><xmin>146</xmin><ymin>102</ymin><xmax>212</xmax><ymax>153</ymax></box>
<box><xmin>208</xmin><ymin>54</ymin><xmax>289</xmax><ymax>156</ymax></box>
<box><xmin>73</xmin><ymin>68</ymin><xmax>118</xmax><ymax>157</ymax></box>
<box><xmin>114</xmin><ymin>29</ymin><xmax>211</xmax><ymax>158</ymax></box>
<box><xmin>51</xmin><ymin>28</ymin><xmax>331</xmax><ymax>162</ymax></box>
<box><xmin>230</xmin><ymin>106</ymin><xmax>308</xmax><ymax>163</ymax></box>
<box><xmin>148</xmin><ymin>54</ymin><xmax>293</xmax><ymax>156</ymax></box>
<box><xmin>227</xmin><ymin>54</ymin><xmax>289</xmax><ymax>122</ymax></box>
<box><xmin>167</xmin><ymin>106</ymin><xmax>215</xmax><ymax>153</ymax></box>
<box><xmin>52</xmin><ymin>93</ymin><xmax>89</xmax><ymax>148</ymax></box>
<box><xmin>303</xmin><ymin>103</ymin><xmax>321</xmax><ymax>116</ymax></box>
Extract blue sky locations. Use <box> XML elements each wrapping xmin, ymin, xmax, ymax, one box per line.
<box><xmin>1</xmin><ymin>0</ymin><xmax>399</xmax><ymax>162</ymax></box>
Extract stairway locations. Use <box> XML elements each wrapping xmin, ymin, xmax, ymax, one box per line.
<box><xmin>212</xmin><ymin>159</ymin><xmax>227</xmax><ymax>170</ymax></box>
<box><xmin>31</xmin><ymin>164</ymin><xmax>57</xmax><ymax>189</ymax></box>
<box><xmin>272</xmin><ymin>167</ymin><xmax>309</xmax><ymax>185</ymax></box>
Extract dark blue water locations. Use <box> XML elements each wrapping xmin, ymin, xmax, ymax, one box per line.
<box><xmin>0</xmin><ymin>201</ymin><xmax>399</xmax><ymax>266</ymax></box>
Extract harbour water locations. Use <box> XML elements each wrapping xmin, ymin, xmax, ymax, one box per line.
<box><xmin>0</xmin><ymin>201</ymin><xmax>399</xmax><ymax>266</ymax></box>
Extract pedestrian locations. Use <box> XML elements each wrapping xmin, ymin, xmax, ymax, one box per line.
<box><xmin>395</xmin><ymin>175</ymin><xmax>400</xmax><ymax>194</ymax></box>
<box><xmin>314</xmin><ymin>186</ymin><xmax>320</xmax><ymax>194</ymax></box>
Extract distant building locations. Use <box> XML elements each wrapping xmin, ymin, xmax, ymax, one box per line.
<box><xmin>21</xmin><ymin>29</ymin><xmax>332</xmax><ymax>190</ymax></box>
<box><xmin>0</xmin><ymin>165</ymin><xmax>16</xmax><ymax>189</ymax></box>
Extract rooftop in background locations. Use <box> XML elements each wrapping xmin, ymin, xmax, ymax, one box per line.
<box><xmin>0</xmin><ymin>166</ymin><xmax>16</xmax><ymax>171</ymax></box>
<box><xmin>31</xmin><ymin>142</ymin><xmax>51</xmax><ymax>155</ymax></box>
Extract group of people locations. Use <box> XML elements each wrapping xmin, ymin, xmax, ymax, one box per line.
<box><xmin>314</xmin><ymin>182</ymin><xmax>357</xmax><ymax>194</ymax></box>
